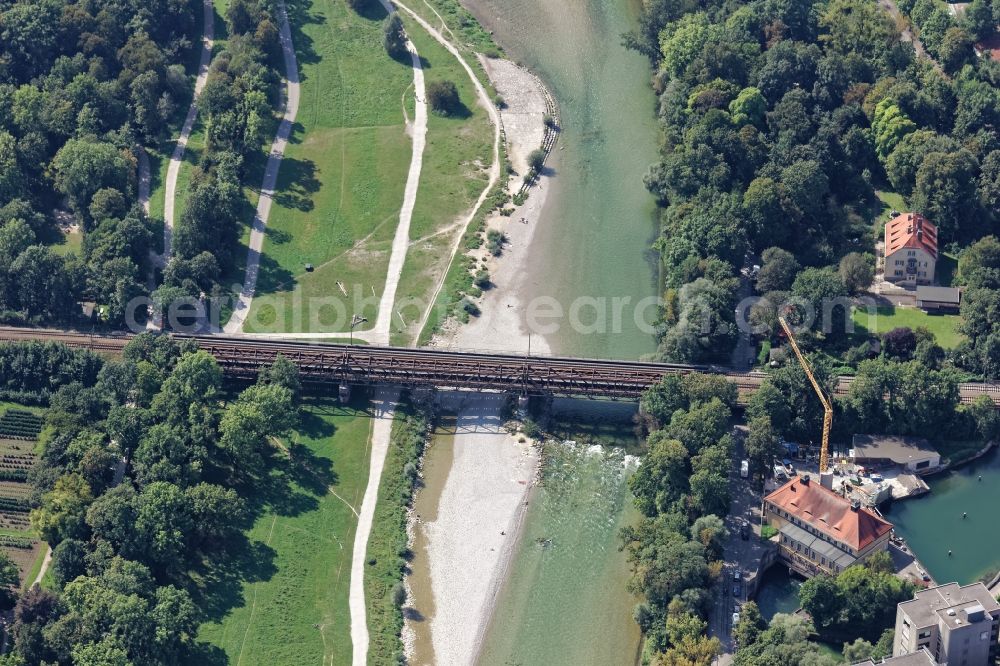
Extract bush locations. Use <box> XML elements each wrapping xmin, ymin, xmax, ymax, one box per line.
<box><xmin>383</xmin><ymin>14</ymin><xmax>407</xmax><ymax>59</ymax></box>
<box><xmin>486</xmin><ymin>229</ymin><xmax>505</xmax><ymax>256</ymax></box>
<box><xmin>426</xmin><ymin>80</ymin><xmax>460</xmax><ymax>115</ymax></box>
<box><xmin>543</xmin><ymin>114</ymin><xmax>556</xmax><ymax>129</ymax></box>
<box><xmin>460</xmin><ymin>298</ymin><xmax>481</xmax><ymax>317</ymax></box>
<box><xmin>391</xmin><ymin>582</ymin><xmax>406</xmax><ymax>608</ymax></box>
<box><xmin>528</xmin><ymin>148</ymin><xmax>545</xmax><ymax>172</ymax></box>
<box><xmin>473</xmin><ymin>269</ymin><xmax>491</xmax><ymax>289</ymax></box>
<box><xmin>760</xmin><ymin>524</ymin><xmax>778</xmax><ymax>540</ymax></box>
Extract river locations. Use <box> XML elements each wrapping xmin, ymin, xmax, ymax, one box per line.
<box><xmin>477</xmin><ymin>441</ymin><xmax>643</xmax><ymax>666</ymax></box>
<box><xmin>463</xmin><ymin>0</ymin><xmax>661</xmax><ymax>361</ymax></box>
<box><xmin>884</xmin><ymin>447</ymin><xmax>1000</xmax><ymax>585</ymax></box>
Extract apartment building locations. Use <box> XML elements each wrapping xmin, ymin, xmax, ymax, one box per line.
<box><xmin>894</xmin><ymin>582</ymin><xmax>1000</xmax><ymax>666</ymax></box>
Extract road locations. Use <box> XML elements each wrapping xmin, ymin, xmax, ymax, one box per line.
<box><xmin>708</xmin><ymin>429</ymin><xmax>772</xmax><ymax>663</ymax></box>
<box><xmin>224</xmin><ymin>0</ymin><xmax>300</xmax><ymax>334</ymax></box>
<box><xmin>878</xmin><ymin>0</ymin><xmax>943</xmax><ymax>71</ymax></box>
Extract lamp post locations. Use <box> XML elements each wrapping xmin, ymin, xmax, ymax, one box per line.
<box><xmin>350</xmin><ymin>314</ymin><xmax>367</xmax><ymax>345</ymax></box>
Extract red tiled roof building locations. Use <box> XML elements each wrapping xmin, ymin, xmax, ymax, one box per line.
<box><xmin>764</xmin><ymin>475</ymin><xmax>893</xmax><ymax>578</ymax></box>
<box><xmin>884</xmin><ymin>213</ymin><xmax>938</xmax><ymax>286</ymax></box>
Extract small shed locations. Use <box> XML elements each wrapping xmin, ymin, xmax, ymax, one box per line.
<box><xmin>915</xmin><ymin>285</ymin><xmax>962</xmax><ymax>313</ymax></box>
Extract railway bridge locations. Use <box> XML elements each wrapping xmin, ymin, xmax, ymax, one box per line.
<box><xmin>0</xmin><ymin>327</ymin><xmax>998</xmax><ymax>405</ymax></box>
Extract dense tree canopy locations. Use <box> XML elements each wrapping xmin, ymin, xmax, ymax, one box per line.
<box><xmin>633</xmin><ymin>0</ymin><xmax>1000</xmax><ymax>366</ymax></box>
<box><xmin>4</xmin><ymin>337</ymin><xmax>302</xmax><ymax>663</ymax></box>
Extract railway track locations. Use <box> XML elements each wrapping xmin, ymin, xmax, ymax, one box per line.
<box><xmin>0</xmin><ymin>326</ymin><xmax>996</xmax><ymax>404</ymax></box>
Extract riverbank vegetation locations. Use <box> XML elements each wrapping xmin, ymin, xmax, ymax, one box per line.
<box><xmin>364</xmin><ymin>398</ymin><xmax>431</xmax><ymax>664</ymax></box>
<box><xmin>745</xmin><ymin>351</ymin><xmax>999</xmax><ymax>452</ymax></box>
<box><xmin>622</xmin><ymin>373</ymin><xmax>739</xmax><ymax>663</ymax></box>
<box><xmin>628</xmin><ymin>0</ymin><xmax>1000</xmax><ymax>374</ymax></box>
<box><xmin>798</xmin><ymin>552</ymin><xmax>911</xmax><ymax>643</ymax></box>
<box><xmin>0</xmin><ymin>335</ymin><xmax>312</xmax><ymax>663</ymax></box>
<box><xmin>733</xmin><ymin>556</ymin><xmax>902</xmax><ymax>664</ymax></box>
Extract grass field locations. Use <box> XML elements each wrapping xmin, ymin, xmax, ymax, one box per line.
<box><xmin>50</xmin><ymin>228</ymin><xmax>83</xmax><ymax>257</ymax></box>
<box><xmin>241</xmin><ymin>0</ymin><xmax>413</xmax><ymax>333</ymax></box>
<box><xmin>243</xmin><ymin>0</ymin><xmax>494</xmax><ymax>337</ymax></box>
<box><xmin>387</xmin><ymin>17</ymin><xmax>494</xmax><ymax>345</ymax></box>
<box><xmin>197</xmin><ymin>396</ymin><xmax>373</xmax><ymax>666</ymax></box>
<box><xmin>873</xmin><ymin>190</ymin><xmax>907</xmax><ymax>238</ymax></box>
<box><xmin>852</xmin><ymin>305</ymin><xmax>964</xmax><ymax>348</ymax></box>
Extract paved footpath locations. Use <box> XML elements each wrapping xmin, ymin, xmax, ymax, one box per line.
<box><xmin>348</xmin><ymin>388</ymin><xmax>400</xmax><ymax>666</ymax></box>
<box><xmin>163</xmin><ymin>0</ymin><xmax>216</xmax><ymax>265</ymax></box>
<box><xmin>224</xmin><ymin>0</ymin><xmax>300</xmax><ymax>334</ymax></box>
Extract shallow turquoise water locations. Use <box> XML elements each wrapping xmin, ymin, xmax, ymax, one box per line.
<box><xmin>477</xmin><ymin>443</ymin><xmax>642</xmax><ymax>665</ymax></box>
<box><xmin>464</xmin><ymin>0</ymin><xmax>661</xmax><ymax>360</ymax></box>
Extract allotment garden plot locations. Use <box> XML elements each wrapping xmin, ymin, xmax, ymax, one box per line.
<box><xmin>0</xmin><ymin>407</ymin><xmax>46</xmax><ymax>582</ymax></box>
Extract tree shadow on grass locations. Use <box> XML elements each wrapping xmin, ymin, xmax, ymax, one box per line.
<box><xmin>437</xmin><ymin>101</ymin><xmax>472</xmax><ymax>119</ymax></box>
<box><xmin>266</xmin><ymin>226</ymin><xmax>292</xmax><ymax>244</ymax></box>
<box><xmin>187</xmin><ymin>531</ymin><xmax>279</xmax><ymax>624</ymax></box>
<box><xmin>352</xmin><ymin>0</ymin><xmax>390</xmax><ymax>23</ymax></box>
<box><xmin>285</xmin><ymin>0</ymin><xmax>322</xmax><ymax>67</ymax></box>
<box><xmin>251</xmin><ymin>251</ymin><xmax>297</xmax><ymax>296</ymax></box>
<box><xmin>274</xmin><ymin>157</ymin><xmax>320</xmax><ymax>212</ymax></box>
<box><xmin>288</xmin><ymin>120</ymin><xmax>307</xmax><ymax>145</ymax></box>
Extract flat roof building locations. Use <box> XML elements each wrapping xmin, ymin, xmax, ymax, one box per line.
<box><xmin>894</xmin><ymin>582</ymin><xmax>1000</xmax><ymax>666</ymax></box>
<box><xmin>763</xmin><ymin>475</ymin><xmax>893</xmax><ymax>578</ymax></box>
<box><xmin>852</xmin><ymin>435</ymin><xmax>941</xmax><ymax>475</ymax></box>
<box><xmin>853</xmin><ymin>648</ymin><xmax>938</xmax><ymax>665</ymax></box>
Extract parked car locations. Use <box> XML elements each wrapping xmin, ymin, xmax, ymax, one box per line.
<box><xmin>732</xmin><ymin>612</ymin><xmax>740</xmax><ymax>625</ymax></box>
<box><xmin>733</xmin><ymin>569</ymin><xmax>741</xmax><ymax>581</ymax></box>
<box><xmin>740</xmin><ymin>459</ymin><xmax>749</xmax><ymax>478</ymax></box>
<box><xmin>740</xmin><ymin>525</ymin><xmax>749</xmax><ymax>540</ymax></box>
<box><xmin>733</xmin><ymin>584</ymin><xmax>742</xmax><ymax>597</ymax></box>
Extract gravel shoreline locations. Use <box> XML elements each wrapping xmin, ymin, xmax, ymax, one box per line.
<box><xmin>406</xmin><ymin>57</ymin><xmax>554</xmax><ymax>665</ymax></box>
<box><xmin>429</xmin><ymin>58</ymin><xmax>555</xmax><ymax>356</ymax></box>
<box><xmin>404</xmin><ymin>393</ymin><xmax>539</xmax><ymax>665</ymax></box>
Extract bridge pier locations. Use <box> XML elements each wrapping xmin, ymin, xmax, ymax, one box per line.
<box><xmin>338</xmin><ymin>383</ymin><xmax>351</xmax><ymax>404</ymax></box>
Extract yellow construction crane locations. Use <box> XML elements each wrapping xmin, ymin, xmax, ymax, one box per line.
<box><xmin>777</xmin><ymin>316</ymin><xmax>832</xmax><ymax>473</ymax></box>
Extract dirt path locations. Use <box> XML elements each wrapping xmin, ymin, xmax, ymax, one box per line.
<box><xmin>163</xmin><ymin>0</ymin><xmax>215</xmax><ymax>265</ymax></box>
<box><xmin>878</xmin><ymin>0</ymin><xmax>942</xmax><ymax>71</ymax></box>
<box><xmin>224</xmin><ymin>0</ymin><xmax>301</xmax><ymax>334</ymax></box>
<box><xmin>365</xmin><ymin>0</ymin><xmax>428</xmax><ymax>345</ymax></box>
<box><xmin>31</xmin><ymin>546</ymin><xmax>52</xmax><ymax>588</ymax></box>
<box><xmin>349</xmin><ymin>388</ymin><xmax>400</xmax><ymax>666</ymax></box>
<box><xmin>387</xmin><ymin>0</ymin><xmax>502</xmax><ymax>344</ymax></box>
<box><xmin>137</xmin><ymin>146</ymin><xmax>163</xmax><ymax>330</ymax></box>
<box><xmin>137</xmin><ymin>147</ymin><xmax>151</xmax><ymax>216</ymax></box>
